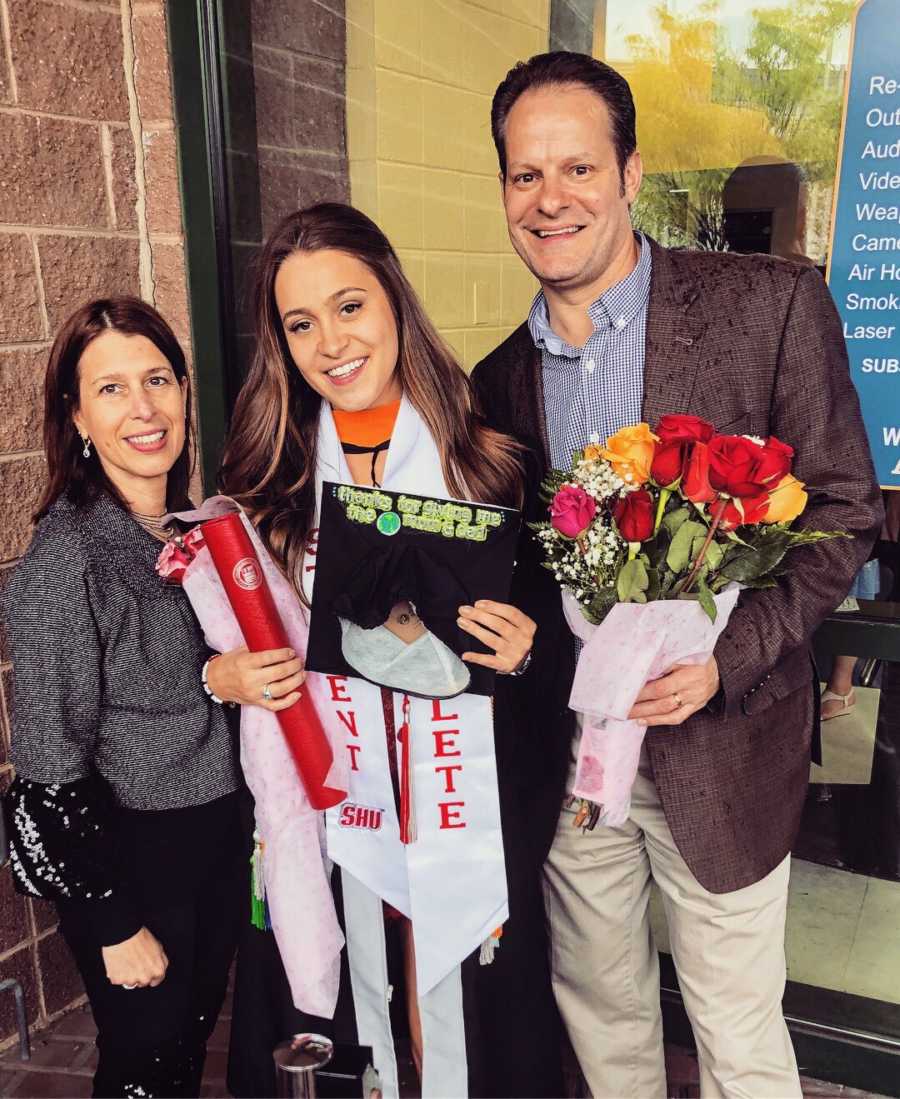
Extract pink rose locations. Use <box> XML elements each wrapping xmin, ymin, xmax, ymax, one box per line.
<box><xmin>156</xmin><ymin>540</ymin><xmax>193</xmax><ymax>584</ymax></box>
<box><xmin>550</xmin><ymin>484</ymin><xmax>597</xmax><ymax>538</ymax></box>
<box><xmin>155</xmin><ymin>527</ymin><xmax>206</xmax><ymax>584</ymax></box>
<box><xmin>183</xmin><ymin>526</ymin><xmax>206</xmax><ymax>554</ymax></box>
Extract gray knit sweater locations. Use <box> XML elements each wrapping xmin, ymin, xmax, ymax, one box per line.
<box><xmin>5</xmin><ymin>491</ymin><xmax>241</xmax><ymax>809</ymax></box>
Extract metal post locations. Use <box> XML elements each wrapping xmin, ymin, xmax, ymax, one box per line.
<box><xmin>0</xmin><ymin>979</ymin><xmax>31</xmax><ymax>1061</ymax></box>
<box><xmin>273</xmin><ymin>1033</ymin><xmax>334</xmax><ymax>1098</ymax></box>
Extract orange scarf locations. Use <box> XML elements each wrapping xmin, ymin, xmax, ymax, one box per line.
<box><xmin>332</xmin><ymin>399</ymin><xmax>401</xmax><ymax>448</ymax></box>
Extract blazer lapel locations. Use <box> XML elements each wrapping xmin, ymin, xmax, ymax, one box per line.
<box><xmin>505</xmin><ymin>323</ymin><xmax>551</xmax><ymax>466</ymax></box>
<box><xmin>642</xmin><ymin>239</ymin><xmax>708</xmax><ymax>427</ymax></box>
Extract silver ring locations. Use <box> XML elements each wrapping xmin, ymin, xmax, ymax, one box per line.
<box><xmin>122</xmin><ymin>983</ymin><xmax>138</xmax><ymax>990</ymax></box>
<box><xmin>262</xmin><ymin>683</ymin><xmax>273</xmax><ymax>701</ymax></box>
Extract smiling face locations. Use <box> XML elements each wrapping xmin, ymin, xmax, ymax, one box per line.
<box><xmin>274</xmin><ymin>248</ymin><xmax>402</xmax><ymax>413</ymax></box>
<box><xmin>501</xmin><ymin>83</ymin><xmax>642</xmax><ymax>297</ymax></box>
<box><xmin>72</xmin><ymin>330</ymin><xmax>187</xmax><ymax>511</ymax></box>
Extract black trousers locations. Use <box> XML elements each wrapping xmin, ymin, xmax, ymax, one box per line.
<box><xmin>60</xmin><ymin>791</ymin><xmax>246</xmax><ymax>1099</ymax></box>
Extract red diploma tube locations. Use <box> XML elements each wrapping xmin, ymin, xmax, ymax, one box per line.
<box><xmin>201</xmin><ymin>512</ymin><xmax>345</xmax><ymax>810</ymax></box>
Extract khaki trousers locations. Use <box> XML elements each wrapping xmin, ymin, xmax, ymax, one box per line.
<box><xmin>543</xmin><ymin>767</ymin><xmax>801</xmax><ymax>1099</ymax></box>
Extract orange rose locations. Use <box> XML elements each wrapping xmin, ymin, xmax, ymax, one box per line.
<box><xmin>601</xmin><ymin>424</ymin><xmax>658</xmax><ymax>485</ymax></box>
<box><xmin>582</xmin><ymin>443</ymin><xmax>605</xmax><ymax>461</ymax></box>
<box><xmin>763</xmin><ymin>474</ymin><xmax>807</xmax><ymax>524</ymax></box>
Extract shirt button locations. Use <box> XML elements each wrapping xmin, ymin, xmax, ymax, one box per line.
<box><xmin>584</xmin><ymin>358</ymin><xmax>596</xmax><ymax>373</ymax></box>
<box><xmin>615</xmin><ymin>316</ymin><xmax>627</xmax><ymax>329</ymax></box>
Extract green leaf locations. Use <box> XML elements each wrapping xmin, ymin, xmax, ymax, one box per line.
<box><xmin>782</xmin><ymin>529</ymin><xmax>850</xmax><ymax>547</ymax></box>
<box><xmin>617</xmin><ymin>557</ymin><xmax>650</xmax><ymax>603</ymax></box>
<box><xmin>666</xmin><ymin>519</ymin><xmax>706</xmax><ymax>573</ymax></box>
<box><xmin>720</xmin><ymin>540</ymin><xmax>788</xmax><ymax>582</ymax></box>
<box><xmin>645</xmin><ymin>566</ymin><xmax>661</xmax><ymax>602</ymax></box>
<box><xmin>702</xmin><ymin>539</ymin><xmax>724</xmax><ymax>572</ymax></box>
<box><xmin>661</xmin><ymin>506</ymin><xmax>691</xmax><ymax>537</ymax></box>
<box><xmin>584</xmin><ymin>586</ymin><xmax>618</xmax><ymax>624</ymax></box>
<box><xmin>739</xmin><ymin>575</ymin><xmax>779</xmax><ymax>590</ymax></box>
<box><xmin>697</xmin><ymin>574</ymin><xmax>717</xmax><ymax>623</ymax></box>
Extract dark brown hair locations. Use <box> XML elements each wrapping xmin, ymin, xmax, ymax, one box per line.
<box><xmin>491</xmin><ymin>51</ymin><xmax>637</xmax><ymax>185</ymax></box>
<box><xmin>219</xmin><ymin>202</ymin><xmax>523</xmax><ymax>594</ymax></box>
<box><xmin>35</xmin><ymin>297</ymin><xmax>193</xmax><ymax>520</ymax></box>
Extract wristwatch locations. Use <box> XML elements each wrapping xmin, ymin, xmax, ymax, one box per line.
<box><xmin>507</xmin><ymin>650</ymin><xmax>533</xmax><ymax>677</ymax></box>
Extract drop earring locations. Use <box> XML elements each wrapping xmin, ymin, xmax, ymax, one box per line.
<box><xmin>81</xmin><ymin>435</ymin><xmax>91</xmax><ymax>459</ymax></box>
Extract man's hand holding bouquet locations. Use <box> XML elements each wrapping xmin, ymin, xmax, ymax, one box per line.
<box><xmin>532</xmin><ymin>413</ymin><xmax>844</xmax><ymax>829</ymax></box>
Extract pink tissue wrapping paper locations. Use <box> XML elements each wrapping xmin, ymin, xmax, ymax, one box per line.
<box><xmin>171</xmin><ymin>497</ymin><xmax>348</xmax><ymax>1019</ymax></box>
<box><xmin>562</xmin><ymin>585</ymin><xmax>740</xmax><ymax>826</ymax></box>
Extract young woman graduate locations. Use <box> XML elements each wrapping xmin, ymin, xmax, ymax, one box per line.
<box><xmin>206</xmin><ymin>203</ymin><xmax>564</xmax><ymax>1099</ymax></box>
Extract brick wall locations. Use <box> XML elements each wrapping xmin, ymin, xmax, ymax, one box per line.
<box><xmin>221</xmin><ymin>0</ymin><xmax>349</xmax><ymax>379</ymax></box>
<box><xmin>345</xmin><ymin>0</ymin><xmax>547</xmax><ymax>370</ymax></box>
<box><xmin>0</xmin><ymin>0</ymin><xmax>192</xmax><ymax>1048</ymax></box>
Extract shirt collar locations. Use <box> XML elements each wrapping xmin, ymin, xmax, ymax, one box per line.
<box><xmin>527</xmin><ymin>232</ymin><xmax>652</xmax><ymax>359</ymax></box>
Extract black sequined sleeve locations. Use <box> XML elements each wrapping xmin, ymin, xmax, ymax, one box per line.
<box><xmin>5</xmin><ymin>775</ymin><xmax>142</xmax><ymax>947</ymax></box>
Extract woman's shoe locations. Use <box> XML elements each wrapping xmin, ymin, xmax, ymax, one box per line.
<box><xmin>821</xmin><ymin>687</ymin><xmax>856</xmax><ymax>721</ymax></box>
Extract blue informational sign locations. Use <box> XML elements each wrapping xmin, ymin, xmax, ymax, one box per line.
<box><xmin>827</xmin><ymin>0</ymin><xmax>900</xmax><ymax>487</ymax></box>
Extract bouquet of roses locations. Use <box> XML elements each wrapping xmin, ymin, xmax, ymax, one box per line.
<box><xmin>532</xmin><ymin>414</ymin><xmax>844</xmax><ymax>828</ymax></box>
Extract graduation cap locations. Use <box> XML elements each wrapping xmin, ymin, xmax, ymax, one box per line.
<box><xmin>332</xmin><ymin>544</ymin><xmax>472</xmax><ymax>698</ymax></box>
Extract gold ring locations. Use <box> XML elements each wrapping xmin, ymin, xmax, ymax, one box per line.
<box><xmin>672</xmin><ymin>693</ymin><xmax>682</xmax><ymax>709</ymax></box>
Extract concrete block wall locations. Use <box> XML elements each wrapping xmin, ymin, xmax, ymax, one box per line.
<box><xmin>0</xmin><ymin>0</ymin><xmax>192</xmax><ymax>1048</ymax></box>
<box><xmin>346</xmin><ymin>0</ymin><xmax>547</xmax><ymax>370</ymax></box>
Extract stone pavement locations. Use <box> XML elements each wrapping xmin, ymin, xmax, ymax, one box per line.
<box><xmin>0</xmin><ymin>1005</ymin><xmax>889</xmax><ymax>1098</ymax></box>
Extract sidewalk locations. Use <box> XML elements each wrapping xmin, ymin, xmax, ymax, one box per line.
<box><xmin>0</xmin><ymin>1002</ymin><xmax>227</xmax><ymax>1098</ymax></box>
<box><xmin>0</xmin><ymin>1006</ymin><xmax>888</xmax><ymax>1099</ymax></box>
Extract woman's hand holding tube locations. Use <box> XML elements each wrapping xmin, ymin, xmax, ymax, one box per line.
<box><xmin>102</xmin><ymin>927</ymin><xmax>168</xmax><ymax>989</ymax></box>
<box><xmin>458</xmin><ymin>600</ymin><xmax>536</xmax><ymax>674</ymax></box>
<box><xmin>206</xmin><ymin>646</ymin><xmax>305</xmax><ymax>710</ymax></box>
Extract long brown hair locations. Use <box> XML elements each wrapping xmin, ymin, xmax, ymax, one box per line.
<box><xmin>35</xmin><ymin>297</ymin><xmax>194</xmax><ymax>520</ymax></box>
<box><xmin>220</xmin><ymin>202</ymin><xmax>523</xmax><ymax>592</ymax></box>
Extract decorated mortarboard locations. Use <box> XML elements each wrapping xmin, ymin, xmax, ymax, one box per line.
<box><xmin>306</xmin><ymin>483</ymin><xmax>521</xmax><ymax>697</ymax></box>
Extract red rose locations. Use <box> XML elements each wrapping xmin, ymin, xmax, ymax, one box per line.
<box><xmin>682</xmin><ymin>441</ymin><xmax>717</xmax><ymax>503</ymax></box>
<box><xmin>613</xmin><ymin>488</ymin><xmax>655</xmax><ymax>542</ymax></box>
<box><xmin>719</xmin><ymin>492</ymin><xmax>770</xmax><ymax>531</ymax></box>
<box><xmin>650</xmin><ymin>440</ymin><xmax>684</xmax><ymax>487</ymax></box>
<box><xmin>550</xmin><ymin>484</ymin><xmax>597</xmax><ymax>538</ymax></box>
<box><xmin>755</xmin><ymin>436</ymin><xmax>794</xmax><ymax>484</ymax></box>
<box><xmin>655</xmin><ymin>414</ymin><xmax>715</xmax><ymax>445</ymax></box>
<box><xmin>707</xmin><ymin>435</ymin><xmax>781</xmax><ymax>497</ymax></box>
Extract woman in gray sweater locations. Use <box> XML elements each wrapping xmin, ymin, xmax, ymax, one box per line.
<box><xmin>2</xmin><ymin>298</ymin><xmax>297</xmax><ymax>1098</ymax></box>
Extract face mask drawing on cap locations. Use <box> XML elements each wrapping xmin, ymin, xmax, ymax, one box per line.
<box><xmin>332</xmin><ymin>545</ymin><xmax>473</xmax><ymax>697</ymax></box>
<box><xmin>338</xmin><ymin>600</ymin><xmax>471</xmax><ymax>698</ymax></box>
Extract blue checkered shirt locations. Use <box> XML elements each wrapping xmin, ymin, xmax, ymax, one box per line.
<box><xmin>529</xmin><ymin>233</ymin><xmax>652</xmax><ymax>471</ymax></box>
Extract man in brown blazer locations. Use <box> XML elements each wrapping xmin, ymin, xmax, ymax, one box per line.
<box><xmin>472</xmin><ymin>52</ymin><xmax>883</xmax><ymax>1098</ymax></box>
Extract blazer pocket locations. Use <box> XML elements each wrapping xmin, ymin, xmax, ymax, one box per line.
<box><xmin>740</xmin><ymin>647</ymin><xmax>811</xmax><ymax>716</ymax></box>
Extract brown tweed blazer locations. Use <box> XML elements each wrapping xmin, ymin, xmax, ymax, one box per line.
<box><xmin>473</xmin><ymin>237</ymin><xmax>883</xmax><ymax>894</ymax></box>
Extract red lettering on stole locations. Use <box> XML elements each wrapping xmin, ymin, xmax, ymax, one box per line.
<box><xmin>435</xmin><ymin>764</ymin><xmax>462</xmax><ymax>794</ymax></box>
<box><xmin>337</xmin><ymin>710</ymin><xmax>359</xmax><ymax>736</ymax></box>
<box><xmin>431</xmin><ymin>703</ymin><xmax>466</xmax><ymax>827</ymax></box>
<box><xmin>432</xmin><ymin>729</ymin><xmax>461</xmax><ymax>757</ymax></box>
<box><xmin>330</xmin><ymin>678</ymin><xmax>359</xmax><ymax>769</ymax></box>
<box><xmin>327</xmin><ymin>676</ymin><xmax>351</xmax><ymax>702</ymax></box>
<box><xmin>431</xmin><ymin>699</ymin><xmax>459</xmax><ymax>721</ymax></box>
<box><xmin>438</xmin><ymin>801</ymin><xmax>467</xmax><ymax>829</ymax></box>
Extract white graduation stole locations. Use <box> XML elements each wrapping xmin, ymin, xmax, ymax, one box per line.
<box><xmin>302</xmin><ymin>397</ymin><xmax>509</xmax><ymax>998</ymax></box>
